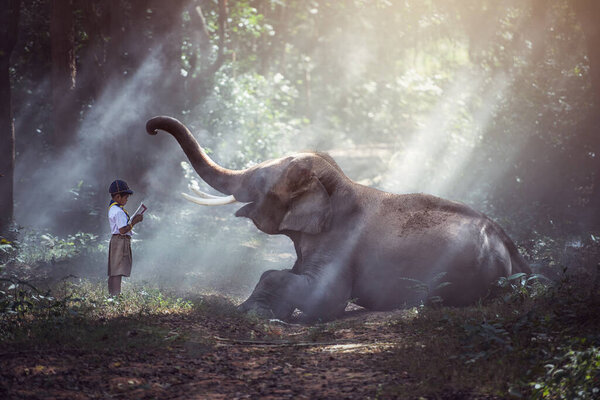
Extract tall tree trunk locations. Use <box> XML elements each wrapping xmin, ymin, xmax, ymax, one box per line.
<box><xmin>150</xmin><ymin>0</ymin><xmax>185</xmax><ymax>115</ymax></box>
<box><xmin>572</xmin><ymin>0</ymin><xmax>600</xmax><ymax>227</ymax></box>
<box><xmin>528</xmin><ymin>0</ymin><xmax>549</xmax><ymax>64</ymax></box>
<box><xmin>50</xmin><ymin>0</ymin><xmax>77</xmax><ymax>150</ymax></box>
<box><xmin>0</xmin><ymin>0</ymin><xmax>21</xmax><ymax>235</ymax></box>
<box><xmin>77</xmin><ymin>0</ymin><xmax>109</xmax><ymax>101</ymax></box>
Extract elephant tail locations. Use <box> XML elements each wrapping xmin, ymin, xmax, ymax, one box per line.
<box><xmin>506</xmin><ymin>237</ymin><xmax>531</xmax><ymax>274</ymax></box>
<box><xmin>492</xmin><ymin>223</ymin><xmax>531</xmax><ymax>275</ymax></box>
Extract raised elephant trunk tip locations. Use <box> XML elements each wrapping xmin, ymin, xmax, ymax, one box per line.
<box><xmin>146</xmin><ymin>116</ymin><xmax>174</xmax><ymax>136</ymax></box>
<box><xmin>143</xmin><ymin>115</ymin><xmax>247</xmax><ymax>199</ymax></box>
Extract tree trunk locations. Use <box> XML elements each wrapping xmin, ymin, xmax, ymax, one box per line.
<box><xmin>572</xmin><ymin>0</ymin><xmax>600</xmax><ymax>227</ymax></box>
<box><xmin>528</xmin><ymin>0</ymin><xmax>549</xmax><ymax>64</ymax></box>
<box><xmin>149</xmin><ymin>0</ymin><xmax>185</xmax><ymax>115</ymax></box>
<box><xmin>50</xmin><ymin>0</ymin><xmax>77</xmax><ymax>150</ymax></box>
<box><xmin>77</xmin><ymin>0</ymin><xmax>109</xmax><ymax>101</ymax></box>
<box><xmin>0</xmin><ymin>0</ymin><xmax>21</xmax><ymax>235</ymax></box>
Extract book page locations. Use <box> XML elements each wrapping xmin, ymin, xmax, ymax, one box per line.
<box><xmin>130</xmin><ymin>202</ymin><xmax>147</xmax><ymax>220</ymax></box>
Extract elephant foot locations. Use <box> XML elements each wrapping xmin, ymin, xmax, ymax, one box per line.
<box><xmin>237</xmin><ymin>299</ymin><xmax>294</xmax><ymax>320</ymax></box>
<box><xmin>237</xmin><ymin>303</ymin><xmax>274</xmax><ymax>318</ymax></box>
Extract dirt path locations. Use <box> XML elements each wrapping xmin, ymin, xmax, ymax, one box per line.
<box><xmin>1</xmin><ymin>306</ymin><xmax>422</xmax><ymax>399</ymax></box>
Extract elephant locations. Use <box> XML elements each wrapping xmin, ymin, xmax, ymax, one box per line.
<box><xmin>146</xmin><ymin>116</ymin><xmax>531</xmax><ymax>320</ymax></box>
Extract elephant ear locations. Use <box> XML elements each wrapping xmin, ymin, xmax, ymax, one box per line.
<box><xmin>279</xmin><ymin>175</ymin><xmax>332</xmax><ymax>234</ymax></box>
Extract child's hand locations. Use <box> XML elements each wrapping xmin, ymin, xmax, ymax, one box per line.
<box><xmin>132</xmin><ymin>215</ymin><xmax>143</xmax><ymax>225</ymax></box>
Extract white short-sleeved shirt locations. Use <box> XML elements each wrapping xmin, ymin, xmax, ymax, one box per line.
<box><xmin>108</xmin><ymin>204</ymin><xmax>132</xmax><ymax>236</ymax></box>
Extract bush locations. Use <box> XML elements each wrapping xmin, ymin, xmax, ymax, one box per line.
<box><xmin>382</xmin><ymin>267</ymin><xmax>600</xmax><ymax>398</ymax></box>
<box><xmin>195</xmin><ymin>71</ymin><xmax>305</xmax><ymax>168</ymax></box>
<box><xmin>531</xmin><ymin>345</ymin><xmax>600</xmax><ymax>400</ymax></box>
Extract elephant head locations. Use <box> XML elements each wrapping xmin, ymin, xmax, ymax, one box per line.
<box><xmin>146</xmin><ymin>116</ymin><xmax>337</xmax><ymax>236</ymax></box>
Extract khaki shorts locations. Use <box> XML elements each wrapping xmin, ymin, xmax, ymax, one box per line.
<box><xmin>108</xmin><ymin>235</ymin><xmax>132</xmax><ymax>277</ymax></box>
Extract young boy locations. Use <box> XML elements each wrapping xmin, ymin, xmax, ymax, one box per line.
<box><xmin>107</xmin><ymin>179</ymin><xmax>143</xmax><ymax>296</ymax></box>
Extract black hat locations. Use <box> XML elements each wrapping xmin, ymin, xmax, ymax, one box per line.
<box><xmin>109</xmin><ymin>180</ymin><xmax>134</xmax><ymax>195</ymax></box>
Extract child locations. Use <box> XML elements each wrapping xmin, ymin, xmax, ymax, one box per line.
<box><xmin>107</xmin><ymin>179</ymin><xmax>143</xmax><ymax>296</ymax></box>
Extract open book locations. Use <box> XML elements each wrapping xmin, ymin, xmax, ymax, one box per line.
<box><xmin>130</xmin><ymin>202</ymin><xmax>148</xmax><ymax>221</ymax></box>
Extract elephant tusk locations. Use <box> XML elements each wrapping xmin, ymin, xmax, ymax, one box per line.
<box><xmin>181</xmin><ymin>192</ymin><xmax>238</xmax><ymax>206</ymax></box>
<box><xmin>190</xmin><ymin>187</ymin><xmax>230</xmax><ymax>200</ymax></box>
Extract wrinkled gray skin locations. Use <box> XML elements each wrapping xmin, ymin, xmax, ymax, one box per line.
<box><xmin>146</xmin><ymin>116</ymin><xmax>531</xmax><ymax>320</ymax></box>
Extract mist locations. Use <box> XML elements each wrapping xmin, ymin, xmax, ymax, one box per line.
<box><xmin>6</xmin><ymin>0</ymin><xmax>596</xmax><ymax>301</ymax></box>
<box><xmin>4</xmin><ymin>4</ymin><xmax>600</xmax><ymax>399</ymax></box>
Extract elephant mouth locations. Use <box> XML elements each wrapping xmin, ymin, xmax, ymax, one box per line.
<box><xmin>234</xmin><ymin>201</ymin><xmax>282</xmax><ymax>234</ymax></box>
<box><xmin>180</xmin><ymin>180</ymin><xmax>285</xmax><ymax>234</ymax></box>
<box><xmin>234</xmin><ymin>202</ymin><xmax>256</xmax><ymax>218</ymax></box>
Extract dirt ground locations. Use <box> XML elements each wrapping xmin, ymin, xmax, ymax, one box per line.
<box><xmin>1</xmin><ymin>304</ymin><xmax>427</xmax><ymax>400</ymax></box>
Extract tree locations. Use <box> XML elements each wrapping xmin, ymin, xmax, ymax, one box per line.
<box><xmin>571</xmin><ymin>0</ymin><xmax>600</xmax><ymax>226</ymax></box>
<box><xmin>148</xmin><ymin>0</ymin><xmax>187</xmax><ymax>114</ymax></box>
<box><xmin>50</xmin><ymin>0</ymin><xmax>77</xmax><ymax>149</ymax></box>
<box><xmin>0</xmin><ymin>0</ymin><xmax>21</xmax><ymax>235</ymax></box>
<box><xmin>186</xmin><ymin>0</ymin><xmax>229</xmax><ymax>103</ymax></box>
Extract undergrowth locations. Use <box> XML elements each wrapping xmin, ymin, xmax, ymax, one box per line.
<box><xmin>0</xmin><ymin>278</ymin><xmax>196</xmax><ymax>350</ymax></box>
<box><xmin>1</xmin><ymin>230</ymin><xmax>104</xmax><ymax>265</ymax></box>
<box><xmin>2</xmin><ymin>230</ymin><xmax>600</xmax><ymax>398</ymax></box>
<box><xmin>382</xmin><ymin>270</ymin><xmax>600</xmax><ymax>399</ymax></box>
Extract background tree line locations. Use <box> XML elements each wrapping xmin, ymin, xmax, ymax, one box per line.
<box><xmin>1</xmin><ymin>0</ymin><xmax>599</xmax><ymax>241</ymax></box>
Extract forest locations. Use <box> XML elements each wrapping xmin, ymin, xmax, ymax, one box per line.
<box><xmin>1</xmin><ymin>0</ymin><xmax>599</xmax><ymax>398</ymax></box>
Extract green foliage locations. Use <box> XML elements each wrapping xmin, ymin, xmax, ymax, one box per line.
<box><xmin>532</xmin><ymin>344</ymin><xmax>600</xmax><ymax>400</ymax></box>
<box><xmin>0</xmin><ymin>278</ymin><xmax>193</xmax><ymax>344</ymax></box>
<box><xmin>0</xmin><ymin>237</ymin><xmax>17</xmax><ymax>265</ymax></box>
<box><xmin>228</xmin><ymin>1</ymin><xmax>273</xmax><ymax>41</ymax></box>
<box><xmin>0</xmin><ymin>227</ymin><xmax>191</xmax><ymax>331</ymax></box>
<box><xmin>0</xmin><ymin>278</ymin><xmax>53</xmax><ymax>319</ymax></box>
<box><xmin>396</xmin><ymin>272</ymin><xmax>453</xmax><ymax>307</ymax></box>
<box><xmin>197</xmin><ymin>71</ymin><xmax>305</xmax><ymax>167</ymax></box>
<box><xmin>459</xmin><ymin>318</ymin><xmax>513</xmax><ymax>363</ymax></box>
<box><xmin>494</xmin><ymin>272</ymin><xmax>548</xmax><ymax>303</ymax></box>
<box><xmin>382</xmin><ymin>267</ymin><xmax>600</xmax><ymax>398</ymax></box>
<box><xmin>13</xmin><ymin>230</ymin><xmax>104</xmax><ymax>265</ymax></box>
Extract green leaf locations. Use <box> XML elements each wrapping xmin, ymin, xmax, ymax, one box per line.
<box><xmin>508</xmin><ymin>273</ymin><xmax>526</xmax><ymax>281</ymax></box>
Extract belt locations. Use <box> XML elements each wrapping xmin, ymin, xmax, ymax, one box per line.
<box><xmin>112</xmin><ymin>234</ymin><xmax>131</xmax><ymax>239</ymax></box>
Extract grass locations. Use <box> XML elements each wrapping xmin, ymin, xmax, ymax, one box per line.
<box><xmin>0</xmin><ymin>279</ymin><xmax>198</xmax><ymax>351</ymax></box>
<box><xmin>0</xmin><ymin>276</ymin><xmax>274</xmax><ymax>358</ymax></box>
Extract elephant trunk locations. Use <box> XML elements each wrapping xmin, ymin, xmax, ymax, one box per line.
<box><xmin>146</xmin><ymin>116</ymin><xmax>249</xmax><ymax>200</ymax></box>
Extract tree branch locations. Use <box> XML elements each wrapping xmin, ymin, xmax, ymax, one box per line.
<box><xmin>193</xmin><ymin>5</ymin><xmax>211</xmax><ymax>51</ymax></box>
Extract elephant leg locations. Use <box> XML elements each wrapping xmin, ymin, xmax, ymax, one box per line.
<box><xmin>239</xmin><ymin>267</ymin><xmax>351</xmax><ymax>320</ymax></box>
<box><xmin>238</xmin><ymin>269</ymin><xmax>309</xmax><ymax>320</ymax></box>
<box><xmin>299</xmin><ymin>269</ymin><xmax>351</xmax><ymax>320</ymax></box>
